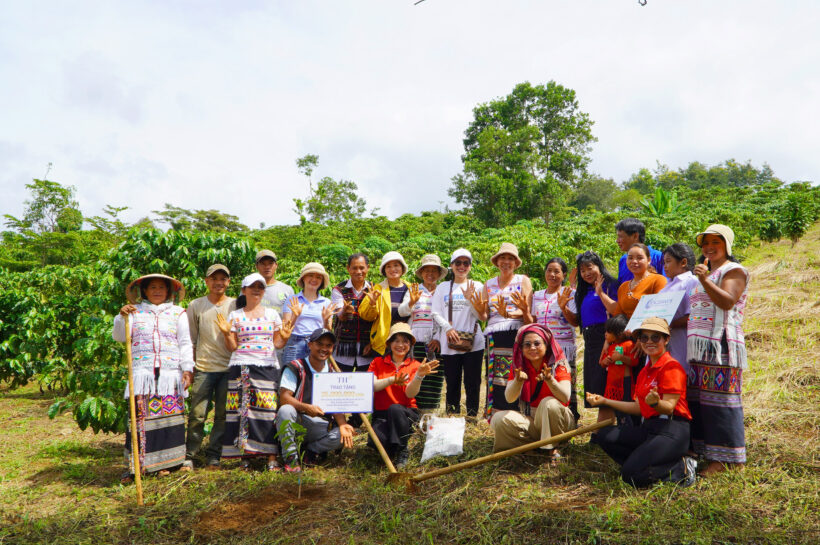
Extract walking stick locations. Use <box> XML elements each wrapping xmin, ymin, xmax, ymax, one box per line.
<box><xmin>125</xmin><ymin>314</ymin><xmax>145</xmax><ymax>506</ymax></box>
<box><xmin>328</xmin><ymin>356</ymin><xmax>397</xmax><ymax>474</ymax></box>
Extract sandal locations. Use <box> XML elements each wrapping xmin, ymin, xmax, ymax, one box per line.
<box><xmin>549</xmin><ymin>450</ymin><xmax>563</xmax><ymax>467</ymax></box>
<box><xmin>267</xmin><ymin>459</ymin><xmax>282</xmax><ymax>472</ymax></box>
<box><xmin>283</xmin><ymin>464</ymin><xmax>302</xmax><ymax>474</ymax></box>
<box><xmin>120</xmin><ymin>471</ymin><xmax>134</xmax><ymax>485</ymax></box>
<box><xmin>240</xmin><ymin>459</ymin><xmax>252</xmax><ymax>471</ymax></box>
<box><xmin>158</xmin><ymin>469</ymin><xmax>171</xmax><ymax>477</ymax></box>
<box><xmin>180</xmin><ymin>460</ymin><xmax>194</xmax><ymax>472</ymax></box>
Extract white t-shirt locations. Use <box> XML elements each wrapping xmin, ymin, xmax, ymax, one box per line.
<box><xmin>430</xmin><ymin>280</ymin><xmax>486</xmax><ymax>355</ymax></box>
<box><xmin>227</xmin><ymin>307</ymin><xmax>282</xmax><ymax>367</ymax></box>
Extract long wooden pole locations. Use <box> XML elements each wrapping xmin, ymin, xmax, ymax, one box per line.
<box><xmin>409</xmin><ymin>417</ymin><xmax>616</xmax><ymax>483</ymax></box>
<box><xmin>125</xmin><ymin>314</ymin><xmax>144</xmax><ymax>506</ymax></box>
<box><xmin>328</xmin><ymin>356</ymin><xmax>397</xmax><ymax>474</ymax></box>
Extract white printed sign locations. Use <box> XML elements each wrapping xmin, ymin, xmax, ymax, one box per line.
<box><xmin>625</xmin><ymin>291</ymin><xmax>685</xmax><ymax>332</ymax></box>
<box><xmin>312</xmin><ymin>372</ymin><xmax>374</xmax><ymax>414</ymax></box>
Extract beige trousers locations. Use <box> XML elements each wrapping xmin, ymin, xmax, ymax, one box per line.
<box><xmin>490</xmin><ymin>397</ymin><xmax>574</xmax><ymax>453</ymax></box>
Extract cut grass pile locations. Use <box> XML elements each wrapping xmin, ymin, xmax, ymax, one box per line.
<box><xmin>1</xmin><ymin>224</ymin><xmax>819</xmax><ymax>544</ymax></box>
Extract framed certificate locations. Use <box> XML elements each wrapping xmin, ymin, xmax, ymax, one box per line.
<box><xmin>311</xmin><ymin>372</ymin><xmax>374</xmax><ymax>414</ymax></box>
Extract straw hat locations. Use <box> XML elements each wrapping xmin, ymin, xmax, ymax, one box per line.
<box><xmin>386</xmin><ymin>322</ymin><xmax>416</xmax><ymax>347</ymax></box>
<box><xmin>634</xmin><ymin>317</ymin><xmax>671</xmax><ymax>337</ymax></box>
<box><xmin>126</xmin><ymin>274</ymin><xmax>185</xmax><ymax>304</ymax></box>
<box><xmin>415</xmin><ymin>254</ymin><xmax>448</xmax><ymax>281</ymax></box>
<box><xmin>296</xmin><ymin>262</ymin><xmax>330</xmax><ymax>290</ymax></box>
<box><xmin>379</xmin><ymin>251</ymin><xmax>408</xmax><ymax>276</ymax></box>
<box><xmin>491</xmin><ymin>242</ymin><xmax>522</xmax><ymax>268</ymax></box>
<box><xmin>696</xmin><ymin>224</ymin><xmax>735</xmax><ymax>256</ymax></box>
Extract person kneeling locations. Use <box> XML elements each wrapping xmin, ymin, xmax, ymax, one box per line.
<box><xmin>490</xmin><ymin>324</ymin><xmax>574</xmax><ymax>465</ymax></box>
<box><xmin>277</xmin><ymin>328</ymin><xmax>355</xmax><ymax>472</ymax></box>
<box><xmin>368</xmin><ymin>323</ymin><xmax>439</xmax><ymax>469</ymax></box>
<box><xmin>586</xmin><ymin>317</ymin><xmax>696</xmax><ymax>488</ymax></box>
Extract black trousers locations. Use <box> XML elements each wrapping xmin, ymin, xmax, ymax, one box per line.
<box><xmin>582</xmin><ymin>323</ymin><xmax>608</xmax><ymax>407</ymax></box>
<box><xmin>369</xmin><ymin>404</ymin><xmax>420</xmax><ymax>455</ymax></box>
<box><xmin>596</xmin><ymin>417</ymin><xmax>690</xmax><ymax>487</ymax></box>
<box><xmin>442</xmin><ymin>349</ymin><xmax>484</xmax><ymax>416</ymax></box>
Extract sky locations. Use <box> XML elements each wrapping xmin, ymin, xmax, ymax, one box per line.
<box><xmin>1</xmin><ymin>1</ymin><xmax>817</xmax><ymax>229</ymax></box>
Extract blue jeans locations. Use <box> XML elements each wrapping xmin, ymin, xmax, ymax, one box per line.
<box><xmin>275</xmin><ymin>404</ymin><xmax>343</xmax><ymax>464</ymax></box>
<box><xmin>185</xmin><ymin>370</ymin><xmax>229</xmax><ymax>463</ymax></box>
<box><xmin>283</xmin><ymin>335</ymin><xmax>310</xmax><ymax>365</ymax></box>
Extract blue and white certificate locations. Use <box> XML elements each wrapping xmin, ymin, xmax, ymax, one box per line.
<box><xmin>625</xmin><ymin>291</ymin><xmax>685</xmax><ymax>332</ymax></box>
<box><xmin>312</xmin><ymin>372</ymin><xmax>374</xmax><ymax>414</ymax></box>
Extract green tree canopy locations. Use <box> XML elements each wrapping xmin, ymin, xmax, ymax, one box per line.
<box><xmin>4</xmin><ymin>179</ymin><xmax>82</xmax><ymax>233</ymax></box>
<box><xmin>449</xmin><ymin>81</ymin><xmax>596</xmax><ymax>226</ymax></box>
<box><xmin>292</xmin><ymin>154</ymin><xmax>373</xmax><ymax>224</ymax></box>
<box><xmin>151</xmin><ymin>204</ymin><xmax>248</xmax><ymax>232</ymax></box>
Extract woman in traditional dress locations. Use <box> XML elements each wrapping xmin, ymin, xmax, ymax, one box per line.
<box><xmin>430</xmin><ymin>249</ymin><xmax>486</xmax><ymax>417</ymax></box>
<box><xmin>216</xmin><ymin>273</ymin><xmax>293</xmax><ymax>471</ymax></box>
<box><xmin>489</xmin><ymin>323</ymin><xmax>574</xmax><ymax>464</ymax></box>
<box><xmin>482</xmin><ymin>242</ymin><xmax>532</xmax><ymax>414</ymax></box>
<box><xmin>113</xmin><ymin>273</ymin><xmax>194</xmax><ymax>481</ymax></box>
<box><xmin>358</xmin><ymin>251</ymin><xmax>411</xmax><ymax>357</ymax></box>
<box><xmin>658</xmin><ymin>243</ymin><xmax>699</xmax><ymax>370</ymax></box>
<box><xmin>398</xmin><ymin>254</ymin><xmax>448</xmax><ymax>412</ymax></box>
<box><xmin>281</xmin><ymin>262</ymin><xmax>336</xmax><ymax>364</ymax></box>
<box><xmin>687</xmin><ymin>224</ymin><xmax>750</xmax><ymax>476</ymax></box>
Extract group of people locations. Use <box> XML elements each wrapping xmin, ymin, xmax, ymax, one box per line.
<box><xmin>114</xmin><ymin>218</ymin><xmax>750</xmax><ymax>488</ymax></box>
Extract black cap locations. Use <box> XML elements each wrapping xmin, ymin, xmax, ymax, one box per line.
<box><xmin>308</xmin><ymin>328</ymin><xmax>336</xmax><ymax>343</ymax></box>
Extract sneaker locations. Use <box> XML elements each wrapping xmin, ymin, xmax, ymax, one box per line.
<box><xmin>682</xmin><ymin>456</ymin><xmax>697</xmax><ymax>487</ymax></box>
<box><xmin>394</xmin><ymin>448</ymin><xmax>410</xmax><ymax>470</ymax></box>
<box><xmin>283</xmin><ymin>463</ymin><xmax>302</xmax><ymax>473</ymax></box>
<box><xmin>180</xmin><ymin>459</ymin><xmax>194</xmax><ymax>472</ymax></box>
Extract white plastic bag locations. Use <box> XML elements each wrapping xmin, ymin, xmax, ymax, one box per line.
<box><xmin>419</xmin><ymin>414</ymin><xmax>465</xmax><ymax>463</ymax></box>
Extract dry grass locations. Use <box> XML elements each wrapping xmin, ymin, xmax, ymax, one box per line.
<box><xmin>1</xmin><ymin>224</ymin><xmax>819</xmax><ymax>544</ymax></box>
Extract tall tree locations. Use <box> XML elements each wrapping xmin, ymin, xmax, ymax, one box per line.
<box><xmin>449</xmin><ymin>81</ymin><xmax>596</xmax><ymax>226</ymax></box>
<box><xmin>4</xmin><ymin>179</ymin><xmax>83</xmax><ymax>233</ymax></box>
<box><xmin>293</xmin><ymin>154</ymin><xmax>372</xmax><ymax>224</ymax></box>
<box><xmin>151</xmin><ymin>204</ymin><xmax>247</xmax><ymax>232</ymax></box>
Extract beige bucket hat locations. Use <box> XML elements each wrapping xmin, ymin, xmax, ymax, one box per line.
<box><xmin>126</xmin><ymin>274</ymin><xmax>186</xmax><ymax>304</ymax></box>
<box><xmin>379</xmin><ymin>251</ymin><xmax>408</xmax><ymax>276</ymax></box>
<box><xmin>696</xmin><ymin>224</ymin><xmax>735</xmax><ymax>257</ymax></box>
<box><xmin>635</xmin><ymin>317</ymin><xmax>671</xmax><ymax>337</ymax></box>
<box><xmin>491</xmin><ymin>242</ymin><xmax>522</xmax><ymax>268</ymax></box>
<box><xmin>415</xmin><ymin>254</ymin><xmax>448</xmax><ymax>281</ymax></box>
<box><xmin>386</xmin><ymin>322</ymin><xmax>416</xmax><ymax>347</ymax></box>
<box><xmin>296</xmin><ymin>262</ymin><xmax>330</xmax><ymax>290</ymax></box>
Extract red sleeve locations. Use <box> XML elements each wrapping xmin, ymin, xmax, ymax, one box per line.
<box><xmin>507</xmin><ymin>365</ymin><xmax>517</xmax><ymax>382</ymax></box>
<box><xmin>554</xmin><ymin>364</ymin><xmax>571</xmax><ymax>382</ymax></box>
<box><xmin>367</xmin><ymin>358</ymin><xmax>380</xmax><ymax>374</ymax></box>
<box><xmin>658</xmin><ymin>361</ymin><xmax>687</xmax><ymax>395</ymax></box>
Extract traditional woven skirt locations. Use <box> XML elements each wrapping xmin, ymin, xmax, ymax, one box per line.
<box><xmin>486</xmin><ymin>329</ymin><xmax>518</xmax><ymax>413</ymax></box>
<box><xmin>125</xmin><ymin>393</ymin><xmax>186</xmax><ymax>474</ymax></box>
<box><xmin>688</xmin><ymin>360</ymin><xmax>745</xmax><ymax>463</ymax></box>
<box><xmin>412</xmin><ymin>342</ymin><xmax>444</xmax><ymax>411</ymax></box>
<box><xmin>222</xmin><ymin>365</ymin><xmax>280</xmax><ymax>457</ymax></box>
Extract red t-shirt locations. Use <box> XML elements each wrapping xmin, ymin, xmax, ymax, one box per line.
<box><xmin>506</xmin><ymin>363</ymin><xmax>572</xmax><ymax>408</ymax></box>
<box><xmin>633</xmin><ymin>351</ymin><xmax>691</xmax><ymax>420</ymax></box>
<box><xmin>603</xmin><ymin>340</ymin><xmax>639</xmax><ymax>400</ymax></box>
<box><xmin>368</xmin><ymin>355</ymin><xmax>420</xmax><ymax>411</ymax></box>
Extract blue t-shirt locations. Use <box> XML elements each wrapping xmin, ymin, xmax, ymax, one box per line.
<box><xmin>618</xmin><ymin>246</ymin><xmax>665</xmax><ymax>283</ymax></box>
<box><xmin>579</xmin><ymin>282</ymin><xmax>618</xmax><ymax>328</ymax></box>
<box><xmin>283</xmin><ymin>292</ymin><xmax>332</xmax><ymax>336</ymax></box>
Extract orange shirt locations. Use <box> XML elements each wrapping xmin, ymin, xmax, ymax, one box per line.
<box><xmin>614</xmin><ymin>273</ymin><xmax>667</xmax><ymax>317</ymax></box>
<box><xmin>368</xmin><ymin>355</ymin><xmax>420</xmax><ymax>411</ymax></box>
<box><xmin>633</xmin><ymin>351</ymin><xmax>691</xmax><ymax>420</ymax></box>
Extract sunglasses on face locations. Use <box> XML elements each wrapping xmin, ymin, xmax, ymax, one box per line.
<box><xmin>453</xmin><ymin>260</ymin><xmax>471</xmax><ymax>267</ymax></box>
<box><xmin>523</xmin><ymin>341</ymin><xmax>544</xmax><ymax>349</ymax></box>
<box><xmin>639</xmin><ymin>333</ymin><xmax>663</xmax><ymax>343</ymax></box>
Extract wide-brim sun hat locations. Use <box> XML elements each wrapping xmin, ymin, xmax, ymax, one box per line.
<box><xmin>241</xmin><ymin>272</ymin><xmax>268</xmax><ymax>289</ymax></box>
<box><xmin>379</xmin><ymin>251</ymin><xmax>408</xmax><ymax>276</ymax></box>
<box><xmin>415</xmin><ymin>254</ymin><xmax>448</xmax><ymax>281</ymax></box>
<box><xmin>126</xmin><ymin>274</ymin><xmax>185</xmax><ymax>304</ymax></box>
<box><xmin>386</xmin><ymin>322</ymin><xmax>416</xmax><ymax>347</ymax></box>
<box><xmin>297</xmin><ymin>262</ymin><xmax>330</xmax><ymax>290</ymax></box>
<box><xmin>696</xmin><ymin>224</ymin><xmax>735</xmax><ymax>257</ymax></box>
<box><xmin>491</xmin><ymin>242</ymin><xmax>522</xmax><ymax>268</ymax></box>
<box><xmin>635</xmin><ymin>317</ymin><xmax>671</xmax><ymax>337</ymax></box>
<box><xmin>449</xmin><ymin>248</ymin><xmax>472</xmax><ymax>264</ymax></box>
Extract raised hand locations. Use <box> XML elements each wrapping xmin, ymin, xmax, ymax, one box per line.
<box><xmin>491</xmin><ymin>296</ymin><xmax>509</xmax><ymax>318</ymax></box>
<box><xmin>464</xmin><ymin>281</ymin><xmax>488</xmax><ymax>315</ymax></box>
<box><xmin>279</xmin><ymin>318</ymin><xmax>294</xmax><ymax>340</ymax></box>
<box><xmin>322</xmin><ymin>303</ymin><xmax>340</xmax><ymax>325</ymax></box>
<box><xmin>556</xmin><ymin>286</ymin><xmax>573</xmax><ymax>310</ymax></box>
<box><xmin>119</xmin><ymin>304</ymin><xmax>137</xmax><ymax>317</ymax></box>
<box><xmin>341</xmin><ymin>300</ymin><xmax>355</xmax><ymax>320</ymax></box>
<box><xmin>594</xmin><ymin>272</ymin><xmax>604</xmax><ymax>294</ymax></box>
<box><xmin>510</xmin><ymin>291</ymin><xmax>529</xmax><ymax>313</ymax></box>
<box><xmin>364</xmin><ymin>288</ymin><xmax>381</xmax><ymax>308</ymax></box>
<box><xmin>568</xmin><ymin>267</ymin><xmax>578</xmax><ymax>290</ymax></box>
<box><xmin>645</xmin><ymin>387</ymin><xmax>661</xmax><ymax>407</ymax></box>
<box><xmin>407</xmin><ymin>283</ymin><xmax>422</xmax><ymax>308</ymax></box>
<box><xmin>694</xmin><ymin>258</ymin><xmax>710</xmax><ymax>282</ymax></box>
<box><xmin>417</xmin><ymin>358</ymin><xmax>440</xmax><ymax>377</ymax></box>
<box><xmin>514</xmin><ymin>367</ymin><xmax>529</xmax><ymax>383</ymax></box>
<box><xmin>393</xmin><ymin>372</ymin><xmax>410</xmax><ymax>387</ymax></box>
<box><xmin>585</xmin><ymin>392</ymin><xmax>606</xmax><ymax>407</ymax></box>
<box><xmin>215</xmin><ymin>313</ymin><xmax>232</xmax><ymax>335</ymax></box>
<box><xmin>287</xmin><ymin>298</ymin><xmax>304</xmax><ymax>319</ymax></box>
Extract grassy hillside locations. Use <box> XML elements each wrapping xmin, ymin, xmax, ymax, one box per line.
<box><xmin>1</xmin><ymin>224</ymin><xmax>818</xmax><ymax>545</ymax></box>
